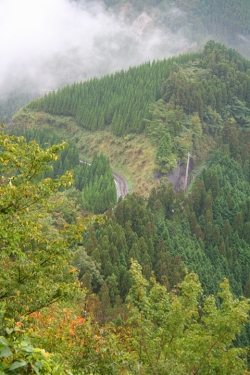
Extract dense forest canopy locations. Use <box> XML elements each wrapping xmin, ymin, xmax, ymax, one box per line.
<box><xmin>2</xmin><ymin>130</ymin><xmax>250</xmax><ymax>374</ymax></box>
<box><xmin>27</xmin><ymin>52</ymin><xmax>200</xmax><ymax>135</ymax></box>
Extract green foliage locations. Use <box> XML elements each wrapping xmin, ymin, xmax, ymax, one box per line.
<box><xmin>0</xmin><ymin>336</ymin><xmax>69</xmax><ymax>374</ymax></box>
<box><xmin>81</xmin><ymin>153</ymin><xmax>117</xmax><ymax>213</ymax></box>
<box><xmin>0</xmin><ymin>129</ymin><xmax>85</xmax><ymax>322</ymax></box>
<box><xmin>155</xmin><ymin>133</ymin><xmax>177</xmax><ymax>173</ymax></box>
<box><xmin>9</xmin><ymin>128</ymin><xmax>116</xmax><ymax>214</ymax></box>
<box><xmin>226</xmin><ymin>97</ymin><xmax>250</xmax><ymax>128</ymax></box>
<box><xmin>28</xmin><ymin>53</ymin><xmax>200</xmax><ymax>135</ymax></box>
<box><xmin>162</xmin><ymin>41</ymin><xmax>250</xmax><ymax>122</ymax></box>
<box><xmin>0</xmin><ymin>129</ymin><xmax>100</xmax><ymax>374</ymax></box>
<box><xmin>80</xmin><ymin>193</ymin><xmax>185</xmax><ymax>305</ymax></box>
<box><xmin>126</xmin><ymin>260</ymin><xmax>250</xmax><ymax>375</ymax></box>
<box><xmin>9</xmin><ymin>127</ymin><xmax>80</xmax><ymax>184</ymax></box>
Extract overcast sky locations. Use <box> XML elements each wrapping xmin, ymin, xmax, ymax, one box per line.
<box><xmin>0</xmin><ymin>0</ymin><xmax>189</xmax><ymax>97</ymax></box>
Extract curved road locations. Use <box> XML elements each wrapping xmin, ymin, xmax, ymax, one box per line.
<box><xmin>79</xmin><ymin>159</ymin><xmax>128</xmax><ymax>198</ymax></box>
<box><xmin>113</xmin><ymin>170</ymin><xmax>129</xmax><ymax>198</ymax></box>
<box><xmin>114</xmin><ymin>163</ymin><xmax>206</xmax><ymax>198</ymax></box>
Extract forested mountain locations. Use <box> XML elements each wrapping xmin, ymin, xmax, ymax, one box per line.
<box><xmin>27</xmin><ymin>41</ymin><xmax>250</xmax><ymax>175</ymax></box>
<box><xmin>3</xmin><ymin>0</ymin><xmax>250</xmax><ymax>125</ymax></box>
<box><xmin>30</xmin><ymin>41</ymin><xmax>250</xmax><ymax>130</ymax></box>
<box><xmin>27</xmin><ymin>52</ymin><xmax>200</xmax><ymax>135</ymax></box>
<box><xmin>22</xmin><ymin>41</ymin><xmax>250</xmax><ymax>302</ymax></box>
<box><xmin>4</xmin><ymin>34</ymin><xmax>250</xmax><ymax>373</ymax></box>
<box><xmin>101</xmin><ymin>0</ymin><xmax>250</xmax><ymax>43</ymax></box>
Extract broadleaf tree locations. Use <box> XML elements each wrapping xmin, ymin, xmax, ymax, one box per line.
<box><xmin>0</xmin><ymin>128</ymin><xmax>86</xmax><ymax>323</ymax></box>
<box><xmin>126</xmin><ymin>260</ymin><xmax>250</xmax><ymax>375</ymax></box>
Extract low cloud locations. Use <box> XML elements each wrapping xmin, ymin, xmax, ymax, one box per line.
<box><xmin>0</xmin><ymin>0</ymin><xmax>189</xmax><ymax>98</ymax></box>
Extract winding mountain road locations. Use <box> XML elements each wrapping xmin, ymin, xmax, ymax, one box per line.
<box><xmin>113</xmin><ymin>170</ymin><xmax>129</xmax><ymax>198</ymax></box>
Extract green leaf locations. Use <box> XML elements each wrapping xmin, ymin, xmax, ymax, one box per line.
<box><xmin>21</xmin><ymin>346</ymin><xmax>34</xmax><ymax>353</ymax></box>
<box><xmin>5</xmin><ymin>328</ymin><xmax>13</xmax><ymax>335</ymax></box>
<box><xmin>0</xmin><ymin>338</ymin><xmax>8</xmax><ymax>346</ymax></box>
<box><xmin>0</xmin><ymin>347</ymin><xmax>12</xmax><ymax>358</ymax></box>
<box><xmin>31</xmin><ymin>364</ymin><xmax>40</xmax><ymax>374</ymax></box>
<box><xmin>20</xmin><ymin>341</ymin><xmax>34</xmax><ymax>353</ymax></box>
<box><xmin>9</xmin><ymin>361</ymin><xmax>27</xmax><ymax>371</ymax></box>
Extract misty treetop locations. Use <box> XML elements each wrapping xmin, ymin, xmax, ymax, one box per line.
<box><xmin>102</xmin><ymin>0</ymin><xmax>250</xmax><ymax>41</ymax></box>
<box><xmin>192</xmin><ymin>0</ymin><xmax>250</xmax><ymax>39</ymax></box>
<box><xmin>0</xmin><ymin>91</ymin><xmax>38</xmax><ymax>124</ymax></box>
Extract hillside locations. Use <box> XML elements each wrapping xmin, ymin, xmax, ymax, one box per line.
<box><xmin>102</xmin><ymin>0</ymin><xmax>250</xmax><ymax>56</ymax></box>
<box><xmin>10</xmin><ymin>109</ymin><xmax>158</xmax><ymax>195</ymax></box>
<box><xmin>11</xmin><ymin>41</ymin><xmax>250</xmax><ymax>192</ymax></box>
<box><xmin>10</xmin><ymin>42</ymin><xmax>250</xmax><ymax>298</ymax></box>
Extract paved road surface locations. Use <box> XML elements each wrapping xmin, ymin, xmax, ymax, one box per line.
<box><xmin>113</xmin><ymin>170</ymin><xmax>129</xmax><ymax>198</ymax></box>
<box><xmin>80</xmin><ymin>160</ymin><xmax>128</xmax><ymax>199</ymax></box>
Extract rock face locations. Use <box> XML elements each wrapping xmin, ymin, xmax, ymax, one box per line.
<box><xmin>167</xmin><ymin>160</ymin><xmax>193</xmax><ymax>193</ymax></box>
<box><xmin>166</xmin><ymin>160</ymin><xmax>207</xmax><ymax>193</ymax></box>
<box><xmin>131</xmin><ymin>12</ymin><xmax>152</xmax><ymax>36</ymax></box>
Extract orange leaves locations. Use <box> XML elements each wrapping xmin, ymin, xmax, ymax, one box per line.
<box><xmin>27</xmin><ymin>302</ymin><xmax>118</xmax><ymax>369</ymax></box>
<box><xmin>29</xmin><ymin>305</ymin><xmax>86</xmax><ymax>347</ymax></box>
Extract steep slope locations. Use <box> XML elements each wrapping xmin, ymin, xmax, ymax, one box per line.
<box><xmin>13</xmin><ymin>42</ymin><xmax>249</xmax><ymax>193</ymax></box>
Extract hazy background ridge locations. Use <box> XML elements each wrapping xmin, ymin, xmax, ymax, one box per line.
<box><xmin>0</xmin><ymin>0</ymin><xmax>189</xmax><ymax>100</ymax></box>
